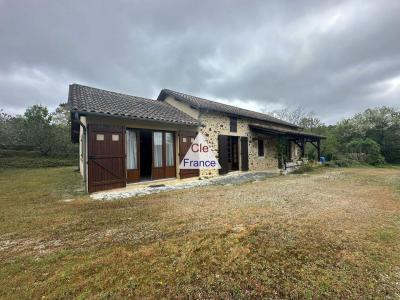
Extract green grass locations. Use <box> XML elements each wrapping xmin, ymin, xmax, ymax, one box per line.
<box><xmin>0</xmin><ymin>149</ymin><xmax>78</xmax><ymax>168</ymax></box>
<box><xmin>0</xmin><ymin>166</ymin><xmax>400</xmax><ymax>298</ymax></box>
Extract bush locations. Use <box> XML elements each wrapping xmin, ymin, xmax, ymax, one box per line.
<box><xmin>0</xmin><ymin>149</ymin><xmax>78</xmax><ymax>169</ymax></box>
<box><xmin>346</xmin><ymin>138</ymin><xmax>385</xmax><ymax>165</ymax></box>
<box><xmin>291</xmin><ymin>163</ymin><xmax>313</xmax><ymax>174</ymax></box>
<box><xmin>324</xmin><ymin>158</ymin><xmax>361</xmax><ymax>168</ymax></box>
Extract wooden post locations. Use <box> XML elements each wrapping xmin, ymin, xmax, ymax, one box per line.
<box><xmin>301</xmin><ymin>139</ymin><xmax>305</xmax><ymax>158</ymax></box>
<box><xmin>317</xmin><ymin>139</ymin><xmax>321</xmax><ymax>161</ymax></box>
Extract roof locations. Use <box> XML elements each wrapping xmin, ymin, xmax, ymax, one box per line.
<box><xmin>157</xmin><ymin>89</ymin><xmax>298</xmax><ymax>128</ymax></box>
<box><xmin>249</xmin><ymin>123</ymin><xmax>326</xmax><ymax>140</ymax></box>
<box><xmin>68</xmin><ymin>84</ymin><xmax>199</xmax><ymax>125</ymax></box>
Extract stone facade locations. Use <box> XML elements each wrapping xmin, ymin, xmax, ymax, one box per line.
<box><xmin>198</xmin><ymin>111</ymin><xmax>281</xmax><ymax>178</ymax></box>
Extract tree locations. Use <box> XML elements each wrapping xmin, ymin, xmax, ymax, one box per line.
<box><xmin>22</xmin><ymin>105</ymin><xmax>54</xmax><ymax>155</ymax></box>
<box><xmin>266</xmin><ymin>106</ymin><xmax>323</xmax><ymax>129</ymax></box>
<box><xmin>51</xmin><ymin>103</ymin><xmax>77</xmax><ymax>156</ymax></box>
<box><xmin>0</xmin><ymin>109</ymin><xmax>24</xmax><ymax>147</ymax></box>
<box><xmin>52</xmin><ymin>103</ymin><xmax>70</xmax><ymax>126</ymax></box>
<box><xmin>336</xmin><ymin>106</ymin><xmax>400</xmax><ymax>163</ymax></box>
<box><xmin>346</xmin><ymin>138</ymin><xmax>385</xmax><ymax>165</ymax></box>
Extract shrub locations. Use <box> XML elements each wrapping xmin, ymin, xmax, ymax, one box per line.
<box><xmin>291</xmin><ymin>163</ymin><xmax>313</xmax><ymax>174</ymax></box>
<box><xmin>325</xmin><ymin>158</ymin><xmax>360</xmax><ymax>168</ymax></box>
<box><xmin>0</xmin><ymin>149</ymin><xmax>78</xmax><ymax>169</ymax></box>
<box><xmin>346</xmin><ymin>138</ymin><xmax>385</xmax><ymax>165</ymax></box>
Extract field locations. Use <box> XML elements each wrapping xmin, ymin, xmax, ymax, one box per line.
<box><xmin>1</xmin><ymin>166</ymin><xmax>400</xmax><ymax>298</ymax></box>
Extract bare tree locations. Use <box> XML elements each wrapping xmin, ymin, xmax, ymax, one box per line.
<box><xmin>264</xmin><ymin>106</ymin><xmax>323</xmax><ymax>129</ymax></box>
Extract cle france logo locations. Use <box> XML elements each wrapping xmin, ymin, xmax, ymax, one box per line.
<box><xmin>179</xmin><ymin>133</ymin><xmax>221</xmax><ymax>169</ymax></box>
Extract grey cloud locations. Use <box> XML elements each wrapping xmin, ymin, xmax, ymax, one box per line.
<box><xmin>0</xmin><ymin>0</ymin><xmax>399</xmax><ymax>123</ymax></box>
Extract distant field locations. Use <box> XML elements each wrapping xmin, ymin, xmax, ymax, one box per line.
<box><xmin>0</xmin><ymin>166</ymin><xmax>399</xmax><ymax>298</ymax></box>
<box><xmin>0</xmin><ymin>149</ymin><xmax>77</xmax><ymax>168</ymax></box>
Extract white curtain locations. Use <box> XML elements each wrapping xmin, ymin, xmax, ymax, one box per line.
<box><xmin>154</xmin><ymin>132</ymin><xmax>163</xmax><ymax>167</ymax></box>
<box><xmin>126</xmin><ymin>129</ymin><xmax>137</xmax><ymax>169</ymax></box>
<box><xmin>166</xmin><ymin>132</ymin><xmax>174</xmax><ymax>166</ymax></box>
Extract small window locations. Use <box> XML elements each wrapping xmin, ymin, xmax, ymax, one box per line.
<box><xmin>190</xmin><ymin>137</ymin><xmax>195</xmax><ymax>143</ymax></box>
<box><xmin>112</xmin><ymin>134</ymin><xmax>119</xmax><ymax>141</ymax></box>
<box><xmin>230</xmin><ymin>117</ymin><xmax>237</xmax><ymax>132</ymax></box>
<box><xmin>182</xmin><ymin>137</ymin><xmax>187</xmax><ymax>142</ymax></box>
<box><xmin>258</xmin><ymin>139</ymin><xmax>264</xmax><ymax>157</ymax></box>
<box><xmin>96</xmin><ymin>134</ymin><xmax>104</xmax><ymax>141</ymax></box>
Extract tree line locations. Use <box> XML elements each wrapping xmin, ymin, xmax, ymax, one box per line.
<box><xmin>269</xmin><ymin>106</ymin><xmax>400</xmax><ymax>166</ymax></box>
<box><xmin>0</xmin><ymin>104</ymin><xmax>77</xmax><ymax>157</ymax></box>
<box><xmin>1</xmin><ymin>104</ymin><xmax>399</xmax><ymax>166</ymax></box>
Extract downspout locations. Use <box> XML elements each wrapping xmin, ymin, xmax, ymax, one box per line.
<box><xmin>80</xmin><ymin>120</ymin><xmax>88</xmax><ymax>193</ymax></box>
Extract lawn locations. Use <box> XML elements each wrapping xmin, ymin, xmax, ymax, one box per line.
<box><xmin>0</xmin><ymin>166</ymin><xmax>400</xmax><ymax>298</ymax></box>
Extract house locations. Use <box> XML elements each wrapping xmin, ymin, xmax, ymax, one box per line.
<box><xmin>68</xmin><ymin>84</ymin><xmax>324</xmax><ymax>193</ymax></box>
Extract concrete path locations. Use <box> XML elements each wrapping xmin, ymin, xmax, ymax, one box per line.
<box><xmin>91</xmin><ymin>171</ymin><xmax>278</xmax><ymax>200</ymax></box>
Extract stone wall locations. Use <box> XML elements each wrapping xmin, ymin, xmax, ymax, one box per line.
<box><xmin>198</xmin><ymin>111</ymin><xmax>280</xmax><ymax>178</ymax></box>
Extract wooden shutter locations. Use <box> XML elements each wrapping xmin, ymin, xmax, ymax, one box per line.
<box><xmin>179</xmin><ymin>131</ymin><xmax>199</xmax><ymax>179</ymax></box>
<box><xmin>230</xmin><ymin>117</ymin><xmax>237</xmax><ymax>132</ymax></box>
<box><xmin>87</xmin><ymin>124</ymin><xmax>126</xmax><ymax>193</ymax></box>
<box><xmin>240</xmin><ymin>137</ymin><xmax>249</xmax><ymax>171</ymax></box>
<box><xmin>218</xmin><ymin>135</ymin><xmax>229</xmax><ymax>175</ymax></box>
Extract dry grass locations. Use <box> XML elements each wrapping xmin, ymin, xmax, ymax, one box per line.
<box><xmin>0</xmin><ymin>166</ymin><xmax>400</xmax><ymax>298</ymax></box>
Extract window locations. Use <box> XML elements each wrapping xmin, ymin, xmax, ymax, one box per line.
<box><xmin>166</xmin><ymin>132</ymin><xmax>174</xmax><ymax>166</ymax></box>
<box><xmin>112</xmin><ymin>134</ymin><xmax>119</xmax><ymax>141</ymax></box>
<box><xmin>230</xmin><ymin>117</ymin><xmax>237</xmax><ymax>132</ymax></box>
<box><xmin>258</xmin><ymin>139</ymin><xmax>264</xmax><ymax>157</ymax></box>
<box><xmin>96</xmin><ymin>134</ymin><xmax>104</xmax><ymax>141</ymax></box>
<box><xmin>153</xmin><ymin>132</ymin><xmax>163</xmax><ymax>167</ymax></box>
<box><xmin>126</xmin><ymin>129</ymin><xmax>137</xmax><ymax>169</ymax></box>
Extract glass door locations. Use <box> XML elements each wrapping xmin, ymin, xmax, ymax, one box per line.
<box><xmin>152</xmin><ymin>131</ymin><xmax>164</xmax><ymax>179</ymax></box>
<box><xmin>126</xmin><ymin>129</ymin><xmax>139</xmax><ymax>182</ymax></box>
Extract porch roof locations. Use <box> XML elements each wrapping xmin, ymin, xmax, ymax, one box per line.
<box><xmin>249</xmin><ymin>124</ymin><xmax>326</xmax><ymax>141</ymax></box>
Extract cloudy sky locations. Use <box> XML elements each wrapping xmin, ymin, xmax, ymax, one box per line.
<box><xmin>1</xmin><ymin>0</ymin><xmax>399</xmax><ymax>123</ymax></box>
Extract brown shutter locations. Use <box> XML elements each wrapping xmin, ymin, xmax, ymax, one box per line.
<box><xmin>179</xmin><ymin>131</ymin><xmax>199</xmax><ymax>179</ymax></box>
<box><xmin>87</xmin><ymin>124</ymin><xmax>126</xmax><ymax>193</ymax></box>
<box><xmin>240</xmin><ymin>137</ymin><xmax>249</xmax><ymax>171</ymax></box>
<box><xmin>218</xmin><ymin>135</ymin><xmax>229</xmax><ymax>175</ymax></box>
<box><xmin>229</xmin><ymin>117</ymin><xmax>237</xmax><ymax>132</ymax></box>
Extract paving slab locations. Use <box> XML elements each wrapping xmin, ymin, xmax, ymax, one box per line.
<box><xmin>91</xmin><ymin>171</ymin><xmax>279</xmax><ymax>200</ymax></box>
